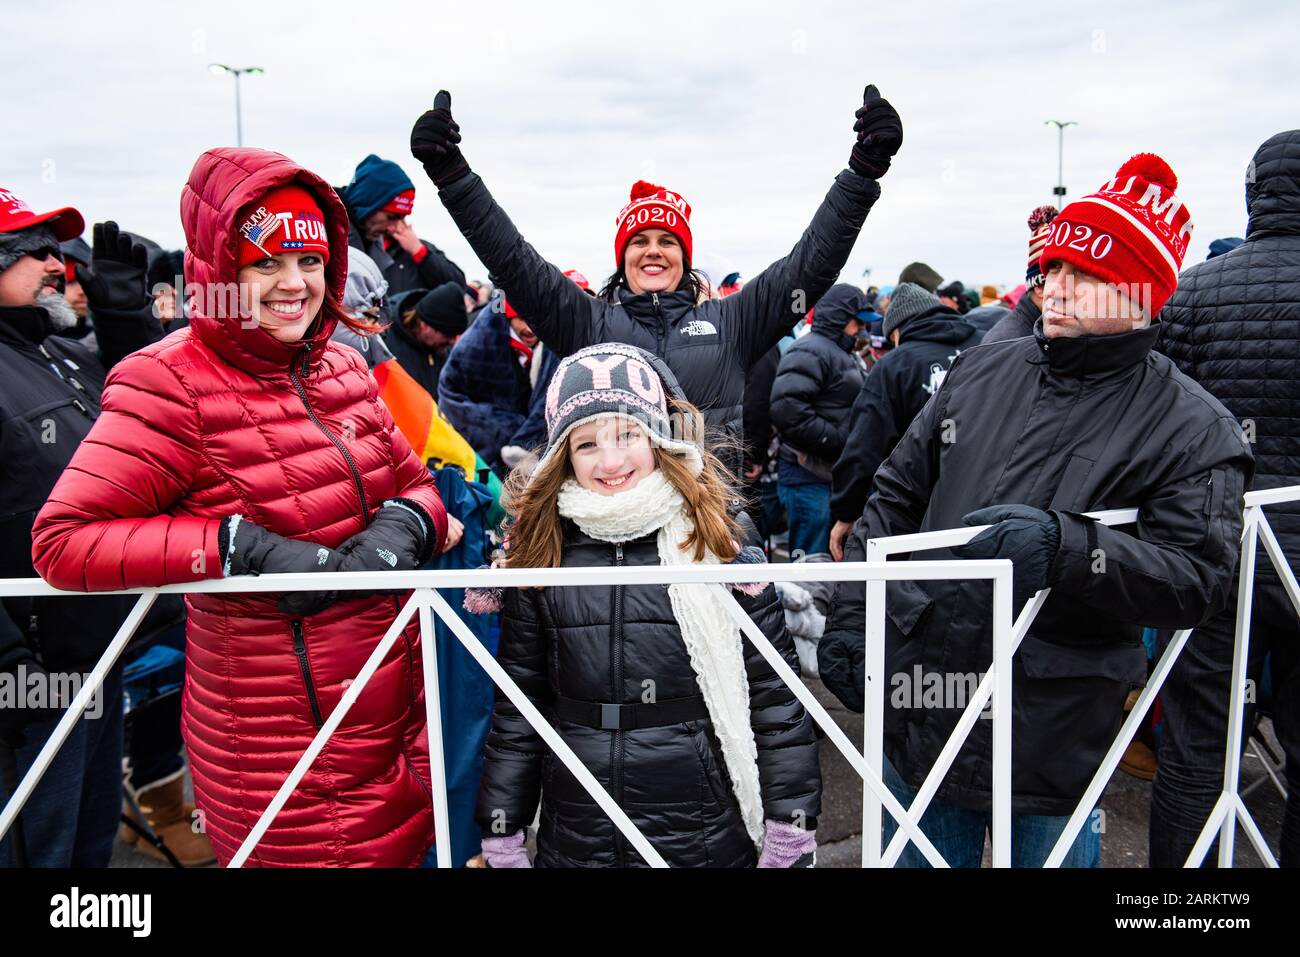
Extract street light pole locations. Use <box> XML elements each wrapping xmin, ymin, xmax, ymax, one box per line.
<box><xmin>1044</xmin><ymin>119</ymin><xmax>1078</xmax><ymax>209</ymax></box>
<box><xmin>209</xmin><ymin>64</ymin><xmax>265</xmax><ymax>147</ymax></box>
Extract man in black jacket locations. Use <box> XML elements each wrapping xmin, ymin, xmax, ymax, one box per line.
<box><xmin>340</xmin><ymin>154</ymin><xmax>466</xmax><ymax>299</ymax></box>
<box><xmin>0</xmin><ymin>189</ymin><xmax>163</xmax><ymax>867</ymax></box>
<box><xmin>828</xmin><ymin>282</ymin><xmax>981</xmax><ymax>560</ymax></box>
<box><xmin>1156</xmin><ymin>130</ymin><xmax>1300</xmax><ymax>867</ymax></box>
<box><xmin>819</xmin><ymin>153</ymin><xmax>1254</xmax><ymax>866</ymax></box>
<box><xmin>770</xmin><ymin>284</ymin><xmax>866</xmax><ymax>557</ymax></box>
<box><xmin>384</xmin><ymin>282</ymin><xmax>468</xmax><ymax>398</ymax></box>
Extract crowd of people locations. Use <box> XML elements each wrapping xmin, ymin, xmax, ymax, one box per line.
<box><xmin>0</xmin><ymin>81</ymin><xmax>1295</xmax><ymax>869</ymax></box>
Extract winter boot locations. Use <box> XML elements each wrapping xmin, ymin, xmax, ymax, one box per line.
<box><xmin>128</xmin><ymin>775</ymin><xmax>216</xmax><ymax>866</ymax></box>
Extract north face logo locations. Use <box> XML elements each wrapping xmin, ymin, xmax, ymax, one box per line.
<box><xmin>681</xmin><ymin>320</ymin><xmax>717</xmax><ymax>337</ymax></box>
<box><xmin>375</xmin><ymin>548</ymin><xmax>399</xmax><ymax>568</ymax></box>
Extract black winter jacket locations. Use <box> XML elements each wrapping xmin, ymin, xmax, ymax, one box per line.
<box><xmin>770</xmin><ymin>284</ymin><xmax>867</xmax><ymax>476</ymax></box>
<box><xmin>819</xmin><ymin>321</ymin><xmax>1253</xmax><ymax>814</ymax></box>
<box><xmin>0</xmin><ymin>304</ymin><xmax>165</xmax><ymax>673</ymax></box>
<box><xmin>435</xmin><ymin>169</ymin><xmax>882</xmax><ymax>465</ymax></box>
<box><xmin>477</xmin><ymin>517</ymin><xmax>822</xmax><ymax>867</ymax></box>
<box><xmin>830</xmin><ymin>308</ymin><xmax>982</xmax><ymax>523</ymax></box>
<box><xmin>982</xmin><ymin>290</ymin><xmax>1040</xmax><ymax>345</ymax></box>
<box><xmin>1160</xmin><ymin>129</ymin><xmax>1300</xmax><ymax>575</ymax></box>
<box><xmin>347</xmin><ymin>224</ymin><xmax>465</xmax><ymax>300</ymax></box>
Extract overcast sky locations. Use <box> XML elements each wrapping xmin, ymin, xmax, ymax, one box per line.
<box><xmin>6</xmin><ymin>0</ymin><xmax>1297</xmax><ymax>292</ymax></box>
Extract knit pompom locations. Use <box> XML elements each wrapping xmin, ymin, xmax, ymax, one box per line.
<box><xmin>463</xmin><ymin>586</ymin><xmax>503</xmax><ymax>614</ymax></box>
<box><xmin>629</xmin><ymin>180</ymin><xmax>662</xmax><ymax>201</ymax></box>
<box><xmin>1027</xmin><ymin>204</ymin><xmax>1059</xmax><ymax>231</ymax></box>
<box><xmin>1116</xmin><ymin>153</ymin><xmax>1178</xmax><ymax>192</ymax></box>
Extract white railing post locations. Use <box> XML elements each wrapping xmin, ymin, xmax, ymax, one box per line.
<box><xmin>862</xmin><ymin>538</ymin><xmax>887</xmax><ymax>867</ymax></box>
<box><xmin>417</xmin><ymin>591</ymin><xmax>454</xmax><ymax>869</ymax></box>
<box><xmin>1217</xmin><ymin>506</ymin><xmax>1259</xmax><ymax>866</ymax></box>
<box><xmin>990</xmin><ymin>566</ymin><xmax>1013</xmax><ymax>868</ymax></box>
<box><xmin>0</xmin><ymin>592</ymin><xmax>157</xmax><ymax>842</ymax></box>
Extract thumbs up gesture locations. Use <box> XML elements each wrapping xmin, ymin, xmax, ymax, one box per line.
<box><xmin>849</xmin><ymin>84</ymin><xmax>903</xmax><ymax>179</ymax></box>
<box><xmin>411</xmin><ymin>89</ymin><xmax>471</xmax><ymax>188</ymax></box>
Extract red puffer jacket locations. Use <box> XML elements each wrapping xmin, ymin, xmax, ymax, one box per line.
<box><xmin>32</xmin><ymin>147</ymin><xmax>448</xmax><ymax>867</ymax></box>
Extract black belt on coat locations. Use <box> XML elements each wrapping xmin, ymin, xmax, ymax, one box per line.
<box><xmin>553</xmin><ymin>693</ymin><xmax>709</xmax><ymax>731</ymax></box>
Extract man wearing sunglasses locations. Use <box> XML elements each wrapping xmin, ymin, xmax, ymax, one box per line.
<box><xmin>0</xmin><ymin>187</ymin><xmax>162</xmax><ymax>867</ymax></box>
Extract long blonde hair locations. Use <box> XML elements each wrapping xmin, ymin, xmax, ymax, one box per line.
<box><xmin>501</xmin><ymin>401</ymin><xmax>740</xmax><ymax>569</ymax></box>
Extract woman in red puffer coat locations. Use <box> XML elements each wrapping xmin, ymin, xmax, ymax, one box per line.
<box><xmin>31</xmin><ymin>147</ymin><xmax>453</xmax><ymax>867</ymax></box>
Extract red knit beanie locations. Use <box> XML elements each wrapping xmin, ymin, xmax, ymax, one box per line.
<box><xmin>236</xmin><ymin>184</ymin><xmax>331</xmax><ymax>268</ymax></box>
<box><xmin>1039</xmin><ymin>153</ymin><xmax>1193</xmax><ymax>316</ymax></box>
<box><xmin>613</xmin><ymin>180</ymin><xmax>693</xmax><ymax>267</ymax></box>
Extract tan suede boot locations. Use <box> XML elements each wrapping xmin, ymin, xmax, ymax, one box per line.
<box><xmin>130</xmin><ymin>776</ymin><xmax>216</xmax><ymax>867</ymax></box>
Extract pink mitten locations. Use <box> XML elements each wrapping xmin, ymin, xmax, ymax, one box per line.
<box><xmin>481</xmin><ymin>830</ymin><xmax>531</xmax><ymax>868</ymax></box>
<box><xmin>757</xmin><ymin>820</ymin><xmax>817</xmax><ymax>868</ymax></box>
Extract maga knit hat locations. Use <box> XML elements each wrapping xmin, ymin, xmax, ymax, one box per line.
<box><xmin>236</xmin><ymin>184</ymin><xmax>331</xmax><ymax>268</ymax></box>
<box><xmin>1025</xmin><ymin>204</ymin><xmax>1059</xmax><ymax>288</ymax></box>
<box><xmin>537</xmin><ymin>343</ymin><xmax>703</xmax><ymax>478</ymax></box>
<box><xmin>883</xmin><ymin>281</ymin><xmax>941</xmax><ymax>338</ymax></box>
<box><xmin>1040</xmin><ymin>152</ymin><xmax>1193</xmax><ymax>317</ymax></box>
<box><xmin>613</xmin><ymin>181</ymin><xmax>693</xmax><ymax>267</ymax></box>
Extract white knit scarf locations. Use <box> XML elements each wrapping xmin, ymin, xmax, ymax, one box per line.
<box><xmin>556</xmin><ymin>470</ymin><xmax>766</xmax><ymax>849</ymax></box>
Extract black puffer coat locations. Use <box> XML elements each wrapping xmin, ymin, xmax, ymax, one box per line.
<box><xmin>1159</xmin><ymin>129</ymin><xmax>1300</xmax><ymax>575</ymax></box>
<box><xmin>819</xmin><ymin>322</ymin><xmax>1253</xmax><ymax>814</ymax></box>
<box><xmin>830</xmin><ymin>308</ymin><xmax>982</xmax><ymax>524</ymax></box>
<box><xmin>981</xmin><ymin>290</ymin><xmax>1040</xmax><ymax>345</ymax></box>
<box><xmin>770</xmin><ymin>284</ymin><xmax>867</xmax><ymax>474</ymax></box>
<box><xmin>477</xmin><ymin>517</ymin><xmax>822</xmax><ymax>867</ymax></box>
<box><xmin>435</xmin><ymin>170</ymin><xmax>882</xmax><ymax>463</ymax></box>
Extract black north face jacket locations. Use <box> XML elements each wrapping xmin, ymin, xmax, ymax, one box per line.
<box><xmin>477</xmin><ymin>517</ymin><xmax>821</xmax><ymax>867</ymax></box>
<box><xmin>819</xmin><ymin>321</ymin><xmax>1253</xmax><ymax>815</ymax></box>
<box><xmin>435</xmin><ymin>169</ymin><xmax>882</xmax><ymax>464</ymax></box>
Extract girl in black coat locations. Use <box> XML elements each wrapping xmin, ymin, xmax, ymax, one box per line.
<box><xmin>467</xmin><ymin>343</ymin><xmax>821</xmax><ymax>867</ymax></box>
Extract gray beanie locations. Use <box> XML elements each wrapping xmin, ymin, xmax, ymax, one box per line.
<box><xmin>882</xmin><ymin>282</ymin><xmax>941</xmax><ymax>338</ymax></box>
<box><xmin>898</xmin><ymin>261</ymin><xmax>943</xmax><ymax>292</ymax></box>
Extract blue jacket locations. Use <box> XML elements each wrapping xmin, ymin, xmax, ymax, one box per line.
<box><xmin>437</xmin><ymin>301</ymin><xmax>558</xmax><ymax>472</ymax></box>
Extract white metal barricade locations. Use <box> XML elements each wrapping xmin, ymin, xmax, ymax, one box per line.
<box><xmin>1</xmin><ymin>485</ymin><xmax>1296</xmax><ymax>867</ymax></box>
<box><xmin>0</xmin><ymin>559</ymin><xmax>1012</xmax><ymax>869</ymax></box>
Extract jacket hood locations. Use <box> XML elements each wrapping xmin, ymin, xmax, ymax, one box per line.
<box><xmin>811</xmin><ymin>283</ymin><xmax>864</xmax><ymax>339</ymax></box>
<box><xmin>181</xmin><ymin>147</ymin><xmax>351</xmax><ymax>376</ymax></box>
<box><xmin>1246</xmin><ymin>130</ymin><xmax>1300</xmax><ymax>239</ymax></box>
<box><xmin>897</xmin><ymin>306</ymin><xmax>973</xmax><ymax>345</ymax></box>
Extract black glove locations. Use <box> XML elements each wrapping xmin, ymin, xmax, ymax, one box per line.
<box><xmin>951</xmin><ymin>504</ymin><xmax>1062</xmax><ymax>611</ymax></box>
<box><xmin>849</xmin><ymin>85</ymin><xmax>903</xmax><ymax>179</ymax></box>
<box><xmin>334</xmin><ymin>499</ymin><xmax>435</xmax><ymax>574</ymax></box>
<box><xmin>79</xmin><ymin>221</ymin><xmax>150</xmax><ymax>313</ymax></box>
<box><xmin>218</xmin><ymin>516</ymin><xmax>346</xmax><ymax>617</ymax></box>
<box><xmin>411</xmin><ymin>90</ymin><xmax>471</xmax><ymax>188</ymax></box>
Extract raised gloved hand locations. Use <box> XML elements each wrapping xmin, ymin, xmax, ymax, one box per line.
<box><xmin>333</xmin><ymin>499</ymin><xmax>436</xmax><ymax>574</ymax></box>
<box><xmin>479</xmin><ymin>830</ymin><xmax>531</xmax><ymax>868</ymax></box>
<box><xmin>79</xmin><ymin>221</ymin><xmax>150</xmax><ymax>313</ymax></box>
<box><xmin>951</xmin><ymin>504</ymin><xmax>1062</xmax><ymax>610</ymax></box>
<box><xmin>410</xmin><ymin>90</ymin><xmax>471</xmax><ymax>188</ymax></box>
<box><xmin>849</xmin><ymin>85</ymin><xmax>904</xmax><ymax>179</ymax></box>
<box><xmin>218</xmin><ymin>515</ymin><xmax>345</xmax><ymax>616</ymax></box>
<box><xmin>757</xmin><ymin>820</ymin><xmax>817</xmax><ymax>868</ymax></box>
